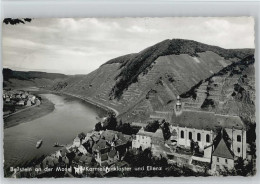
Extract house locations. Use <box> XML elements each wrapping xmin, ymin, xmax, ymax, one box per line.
<box><xmin>21</xmin><ymin>94</ymin><xmax>27</xmax><ymax>99</ymax></box>
<box><xmin>79</xmin><ymin>154</ymin><xmax>92</xmax><ymax>165</ymax></box>
<box><xmin>26</xmin><ymin>100</ymin><xmax>32</xmax><ymax>106</ymax></box>
<box><xmin>92</xmin><ymin>139</ymin><xmax>110</xmax><ymax>154</ymax></box>
<box><xmin>28</xmin><ymin>95</ymin><xmax>36</xmax><ymax>104</ymax></box>
<box><xmin>96</xmin><ymin>153</ymin><xmax>109</xmax><ymax>166</ymax></box>
<box><xmin>169</xmin><ymin>96</ymin><xmax>246</xmax><ymax>160</ymax></box>
<box><xmin>101</xmin><ymin>130</ymin><xmax>119</xmax><ymax>144</ymax></box>
<box><xmin>55</xmin><ymin>148</ymin><xmax>69</xmax><ymax>158</ymax></box>
<box><xmin>211</xmin><ymin>138</ymin><xmax>235</xmax><ymax>172</ymax></box>
<box><xmin>5</xmin><ymin>98</ymin><xmax>11</xmax><ymax>102</ymax></box>
<box><xmin>15</xmin><ymin>94</ymin><xmax>21</xmax><ymax>99</ymax></box>
<box><xmin>132</xmin><ymin>127</ymin><xmax>164</xmax><ymax>150</ymax></box>
<box><xmin>73</xmin><ymin>136</ymin><xmax>81</xmax><ymax>148</ymax></box>
<box><xmin>17</xmin><ymin>100</ymin><xmax>25</xmax><ymax>106</ymax></box>
<box><xmin>78</xmin><ymin>142</ymin><xmax>89</xmax><ymax>155</ymax></box>
<box><xmin>35</xmin><ymin>98</ymin><xmax>41</xmax><ymax>105</ymax></box>
<box><xmin>107</xmin><ymin>148</ymin><xmax>119</xmax><ymax>165</ymax></box>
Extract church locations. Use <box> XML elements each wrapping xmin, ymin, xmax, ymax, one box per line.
<box><xmin>170</xmin><ymin>96</ymin><xmax>247</xmax><ymax>171</ymax></box>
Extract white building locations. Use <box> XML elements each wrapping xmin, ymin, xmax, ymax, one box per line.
<box><xmin>73</xmin><ymin>136</ymin><xmax>81</xmax><ymax>148</ymax></box>
<box><xmin>170</xmin><ymin>96</ymin><xmax>246</xmax><ymax>159</ymax></box>
<box><xmin>211</xmin><ymin>138</ymin><xmax>235</xmax><ymax>171</ymax></box>
<box><xmin>168</xmin><ymin>96</ymin><xmax>247</xmax><ymax>172</ymax></box>
<box><xmin>132</xmin><ymin>127</ymin><xmax>164</xmax><ymax>150</ymax></box>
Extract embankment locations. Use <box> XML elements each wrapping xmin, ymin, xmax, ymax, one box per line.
<box><xmin>4</xmin><ymin>95</ymin><xmax>55</xmax><ymax>129</ymax></box>
<box><xmin>50</xmin><ymin>91</ymin><xmax>119</xmax><ymax>116</ymax></box>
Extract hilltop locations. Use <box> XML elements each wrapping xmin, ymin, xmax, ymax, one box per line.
<box><xmin>3</xmin><ymin>68</ymin><xmax>68</xmax><ymax>89</ymax></box>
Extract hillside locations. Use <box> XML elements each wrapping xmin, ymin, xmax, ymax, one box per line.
<box><xmin>180</xmin><ymin>54</ymin><xmax>255</xmax><ymax>123</ymax></box>
<box><xmin>3</xmin><ymin>68</ymin><xmax>68</xmax><ymax>89</ymax></box>
<box><xmin>51</xmin><ymin>39</ymin><xmax>254</xmax><ymax>122</ymax></box>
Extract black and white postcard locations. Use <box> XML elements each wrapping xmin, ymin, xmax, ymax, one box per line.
<box><xmin>2</xmin><ymin>17</ymin><xmax>256</xmax><ymax>178</ymax></box>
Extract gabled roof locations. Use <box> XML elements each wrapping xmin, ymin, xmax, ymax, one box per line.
<box><xmin>92</xmin><ymin>139</ymin><xmax>108</xmax><ymax>151</ymax></box>
<box><xmin>115</xmin><ymin>139</ymin><xmax>126</xmax><ymax>146</ymax></box>
<box><xmin>101</xmin><ymin>130</ymin><xmax>117</xmax><ymax>142</ymax></box>
<box><xmin>212</xmin><ymin>138</ymin><xmax>234</xmax><ymax>159</ymax></box>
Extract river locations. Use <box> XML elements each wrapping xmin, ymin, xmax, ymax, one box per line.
<box><xmin>4</xmin><ymin>93</ymin><xmax>106</xmax><ymax>171</ymax></box>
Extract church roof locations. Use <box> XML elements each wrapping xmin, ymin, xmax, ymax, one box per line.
<box><xmin>212</xmin><ymin>138</ymin><xmax>234</xmax><ymax>159</ymax></box>
<box><xmin>172</xmin><ymin>110</ymin><xmax>244</xmax><ymax>131</ymax></box>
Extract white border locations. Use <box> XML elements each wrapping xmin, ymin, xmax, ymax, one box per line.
<box><xmin>0</xmin><ymin>0</ymin><xmax>259</xmax><ymax>184</ymax></box>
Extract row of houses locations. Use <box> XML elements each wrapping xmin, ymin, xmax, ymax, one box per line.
<box><xmin>29</xmin><ymin>130</ymin><xmax>133</xmax><ymax>177</ymax></box>
<box><xmin>72</xmin><ymin>130</ymin><xmax>132</xmax><ymax>167</ymax></box>
<box><xmin>4</xmin><ymin>90</ymin><xmax>40</xmax><ymax>106</ymax></box>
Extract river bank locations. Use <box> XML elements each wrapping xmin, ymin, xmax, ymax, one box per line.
<box><xmin>4</xmin><ymin>95</ymin><xmax>55</xmax><ymax>129</ymax></box>
<box><xmin>4</xmin><ymin>93</ymin><xmax>105</xmax><ymax>177</ymax></box>
<box><xmin>49</xmin><ymin>90</ymin><xmax>119</xmax><ymax>116</ymax></box>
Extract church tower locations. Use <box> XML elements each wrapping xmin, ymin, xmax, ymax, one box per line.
<box><xmin>174</xmin><ymin>95</ymin><xmax>183</xmax><ymax>116</ymax></box>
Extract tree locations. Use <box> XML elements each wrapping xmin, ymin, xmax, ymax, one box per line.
<box><xmin>145</xmin><ymin>120</ymin><xmax>160</xmax><ymax>132</ymax></box>
<box><xmin>194</xmin><ymin>142</ymin><xmax>200</xmax><ymax>155</ymax></box>
<box><xmin>94</xmin><ymin>122</ymin><xmax>103</xmax><ymax>131</ymax></box>
<box><xmin>78</xmin><ymin>132</ymin><xmax>86</xmax><ymax>140</ymax></box>
<box><xmin>104</xmin><ymin>110</ymin><xmax>118</xmax><ymax>130</ymax></box>
<box><xmin>190</xmin><ymin>139</ymin><xmax>195</xmax><ymax>153</ymax></box>
<box><xmin>161</xmin><ymin>120</ymin><xmax>171</xmax><ymax>140</ymax></box>
<box><xmin>3</xmin><ymin>18</ymin><xmax>32</xmax><ymax>25</ymax></box>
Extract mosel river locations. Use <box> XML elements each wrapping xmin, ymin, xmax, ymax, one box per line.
<box><xmin>4</xmin><ymin>93</ymin><xmax>106</xmax><ymax>170</ymax></box>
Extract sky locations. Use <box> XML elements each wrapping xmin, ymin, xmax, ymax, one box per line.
<box><xmin>2</xmin><ymin>17</ymin><xmax>255</xmax><ymax>75</ymax></box>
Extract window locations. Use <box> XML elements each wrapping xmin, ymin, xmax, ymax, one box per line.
<box><xmin>181</xmin><ymin>130</ymin><xmax>184</xmax><ymax>139</ymax></box>
<box><xmin>189</xmin><ymin>132</ymin><xmax>192</xmax><ymax>140</ymax></box>
<box><xmin>217</xmin><ymin>157</ymin><xmax>219</xmax><ymax>162</ymax></box>
<box><xmin>206</xmin><ymin>134</ymin><xmax>210</xmax><ymax>143</ymax></box>
<box><xmin>237</xmin><ymin>135</ymin><xmax>241</xmax><ymax>142</ymax></box>
<box><xmin>225</xmin><ymin>159</ymin><xmax>228</xmax><ymax>164</ymax></box>
<box><xmin>197</xmin><ymin>133</ymin><xmax>201</xmax><ymax>141</ymax></box>
<box><xmin>237</xmin><ymin>147</ymin><xmax>241</xmax><ymax>153</ymax></box>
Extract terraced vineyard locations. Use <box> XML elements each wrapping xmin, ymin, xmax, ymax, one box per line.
<box><xmin>181</xmin><ymin>54</ymin><xmax>255</xmax><ymax>123</ymax></box>
<box><xmin>50</xmin><ymin>39</ymin><xmax>254</xmax><ymax>123</ymax></box>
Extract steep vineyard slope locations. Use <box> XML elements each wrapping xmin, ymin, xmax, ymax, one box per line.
<box><xmin>52</xmin><ymin>39</ymin><xmax>254</xmax><ymax>122</ymax></box>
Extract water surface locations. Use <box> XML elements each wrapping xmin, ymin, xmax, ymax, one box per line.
<box><xmin>4</xmin><ymin>93</ymin><xmax>106</xmax><ymax>170</ymax></box>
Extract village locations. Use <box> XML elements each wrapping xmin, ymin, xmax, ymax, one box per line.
<box><xmin>3</xmin><ymin>90</ymin><xmax>41</xmax><ymax>117</ymax></box>
<box><xmin>11</xmin><ymin>96</ymin><xmax>255</xmax><ymax>178</ymax></box>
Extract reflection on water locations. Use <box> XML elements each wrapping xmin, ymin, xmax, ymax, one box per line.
<box><xmin>4</xmin><ymin>94</ymin><xmax>106</xmax><ymax>169</ymax></box>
